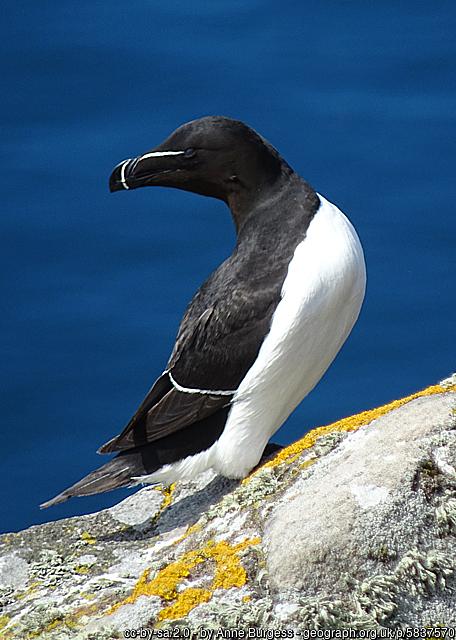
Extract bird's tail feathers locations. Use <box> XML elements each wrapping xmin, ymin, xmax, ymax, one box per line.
<box><xmin>40</xmin><ymin>454</ymin><xmax>141</xmax><ymax>509</ymax></box>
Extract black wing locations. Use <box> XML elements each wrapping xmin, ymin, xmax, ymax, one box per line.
<box><xmin>99</xmin><ymin>373</ymin><xmax>231</xmax><ymax>453</ymax></box>
<box><xmin>100</xmin><ymin>208</ymin><xmax>303</xmax><ymax>454</ymax></box>
<box><xmin>99</xmin><ymin>278</ymin><xmax>281</xmax><ymax>454</ymax></box>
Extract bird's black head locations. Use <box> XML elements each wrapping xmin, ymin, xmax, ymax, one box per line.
<box><xmin>109</xmin><ymin>116</ymin><xmax>293</xmax><ymax>226</ymax></box>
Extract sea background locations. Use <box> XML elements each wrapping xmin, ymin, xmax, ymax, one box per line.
<box><xmin>2</xmin><ymin>2</ymin><xmax>455</xmax><ymax>533</ymax></box>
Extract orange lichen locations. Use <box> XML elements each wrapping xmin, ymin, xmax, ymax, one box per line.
<box><xmin>125</xmin><ymin>548</ymin><xmax>205</xmax><ymax>604</ymax></box>
<box><xmin>159</xmin><ymin>588</ymin><xmax>212</xmax><ymax>621</ymax></box>
<box><xmin>210</xmin><ymin>539</ymin><xmax>255</xmax><ymax>590</ymax></box>
<box><xmin>245</xmin><ymin>382</ymin><xmax>456</xmax><ymax>480</ymax></box>
<box><xmin>108</xmin><ymin>537</ymin><xmax>261</xmax><ymax>621</ymax></box>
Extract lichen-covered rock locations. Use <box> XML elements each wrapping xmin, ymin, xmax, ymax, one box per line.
<box><xmin>0</xmin><ymin>377</ymin><xmax>455</xmax><ymax>637</ymax></box>
<box><xmin>265</xmin><ymin>393</ymin><xmax>456</xmax><ymax>628</ymax></box>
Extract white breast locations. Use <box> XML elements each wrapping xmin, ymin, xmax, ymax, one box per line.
<box><xmin>212</xmin><ymin>193</ymin><xmax>366</xmax><ymax>478</ymax></box>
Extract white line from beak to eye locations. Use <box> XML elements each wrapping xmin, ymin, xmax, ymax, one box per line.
<box><xmin>120</xmin><ymin>159</ymin><xmax>131</xmax><ymax>190</ymax></box>
<box><xmin>139</xmin><ymin>150</ymin><xmax>185</xmax><ymax>160</ymax></box>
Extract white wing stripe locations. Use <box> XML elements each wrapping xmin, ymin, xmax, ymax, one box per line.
<box><xmin>168</xmin><ymin>371</ymin><xmax>235</xmax><ymax>396</ymax></box>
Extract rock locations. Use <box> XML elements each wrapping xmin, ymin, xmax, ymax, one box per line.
<box><xmin>265</xmin><ymin>393</ymin><xmax>456</xmax><ymax>625</ymax></box>
<box><xmin>0</xmin><ymin>376</ymin><xmax>455</xmax><ymax>637</ymax></box>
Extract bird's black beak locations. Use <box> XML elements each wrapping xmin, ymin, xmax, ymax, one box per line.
<box><xmin>109</xmin><ymin>149</ymin><xmax>187</xmax><ymax>193</ymax></box>
<box><xmin>109</xmin><ymin>158</ymin><xmax>133</xmax><ymax>192</ymax></box>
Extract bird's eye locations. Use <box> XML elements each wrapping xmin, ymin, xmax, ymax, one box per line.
<box><xmin>184</xmin><ymin>148</ymin><xmax>196</xmax><ymax>158</ymax></box>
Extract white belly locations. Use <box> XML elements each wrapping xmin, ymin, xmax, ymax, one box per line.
<box><xmin>212</xmin><ymin>193</ymin><xmax>366</xmax><ymax>478</ymax></box>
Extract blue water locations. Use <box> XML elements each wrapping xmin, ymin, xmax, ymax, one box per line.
<box><xmin>2</xmin><ymin>2</ymin><xmax>455</xmax><ymax>534</ymax></box>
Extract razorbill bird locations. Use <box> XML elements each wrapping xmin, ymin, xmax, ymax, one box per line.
<box><xmin>41</xmin><ymin>116</ymin><xmax>366</xmax><ymax>509</ymax></box>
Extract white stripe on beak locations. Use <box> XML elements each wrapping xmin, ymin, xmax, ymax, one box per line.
<box><xmin>120</xmin><ymin>159</ymin><xmax>131</xmax><ymax>190</ymax></box>
<box><xmin>139</xmin><ymin>150</ymin><xmax>185</xmax><ymax>160</ymax></box>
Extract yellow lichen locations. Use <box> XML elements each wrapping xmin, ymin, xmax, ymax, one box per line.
<box><xmin>15</xmin><ymin>580</ymin><xmax>41</xmax><ymax>600</ymax></box>
<box><xmin>210</xmin><ymin>539</ymin><xmax>254</xmax><ymax>590</ymax></box>
<box><xmin>299</xmin><ymin>458</ymin><xmax>317</xmax><ymax>471</ymax></box>
<box><xmin>160</xmin><ymin>483</ymin><xmax>176</xmax><ymax>510</ymax></box>
<box><xmin>42</xmin><ymin>616</ymin><xmax>80</xmax><ymax>637</ymax></box>
<box><xmin>158</xmin><ymin>588</ymin><xmax>212</xmax><ymax>621</ymax></box>
<box><xmin>27</xmin><ymin>618</ymin><xmax>64</xmax><ymax>639</ymax></box>
<box><xmin>246</xmin><ymin>382</ymin><xmax>456</xmax><ymax>480</ymax></box>
<box><xmin>159</xmin><ymin>537</ymin><xmax>260</xmax><ymax>621</ymax></box>
<box><xmin>73</xmin><ymin>565</ymin><xmax>90</xmax><ymax>574</ymax></box>
<box><xmin>17</xmin><ymin>597</ymin><xmax>110</xmax><ymax>638</ymax></box>
<box><xmin>173</xmin><ymin>522</ymin><xmax>202</xmax><ymax>546</ymax></box>
<box><xmin>108</xmin><ymin>537</ymin><xmax>260</xmax><ymax>621</ymax></box>
<box><xmin>40</xmin><ymin>619</ymin><xmax>62</xmax><ymax>633</ymax></box>
<box><xmin>26</xmin><ymin>603</ymin><xmax>98</xmax><ymax>638</ymax></box>
<box><xmin>0</xmin><ymin>615</ymin><xmax>10</xmax><ymax>631</ymax></box>
<box><xmin>80</xmin><ymin>531</ymin><xmax>96</xmax><ymax>545</ymax></box>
